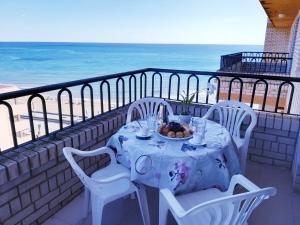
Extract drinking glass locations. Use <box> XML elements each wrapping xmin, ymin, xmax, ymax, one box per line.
<box><xmin>195</xmin><ymin>119</ymin><xmax>206</xmax><ymax>136</ymax></box>
<box><xmin>147</xmin><ymin>116</ymin><xmax>157</xmax><ymax>132</ymax></box>
<box><xmin>191</xmin><ymin>118</ymin><xmax>206</xmax><ymax>144</ymax></box>
<box><xmin>189</xmin><ymin>117</ymin><xmax>198</xmax><ymax>132</ymax></box>
<box><xmin>157</xmin><ymin>112</ymin><xmax>164</xmax><ymax>128</ymax></box>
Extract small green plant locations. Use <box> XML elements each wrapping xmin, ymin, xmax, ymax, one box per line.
<box><xmin>179</xmin><ymin>90</ymin><xmax>196</xmax><ymax>115</ymax></box>
<box><xmin>179</xmin><ymin>83</ymin><xmax>216</xmax><ymax>115</ymax></box>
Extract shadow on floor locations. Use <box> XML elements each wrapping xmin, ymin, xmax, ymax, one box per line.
<box><xmin>43</xmin><ymin>161</ymin><xmax>300</xmax><ymax>225</ymax></box>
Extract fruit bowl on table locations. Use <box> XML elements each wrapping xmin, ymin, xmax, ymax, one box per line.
<box><xmin>157</xmin><ymin>121</ymin><xmax>193</xmax><ymax>141</ymax></box>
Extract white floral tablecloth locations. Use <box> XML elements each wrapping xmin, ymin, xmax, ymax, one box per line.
<box><xmin>107</xmin><ymin>119</ymin><xmax>241</xmax><ymax>194</ymax></box>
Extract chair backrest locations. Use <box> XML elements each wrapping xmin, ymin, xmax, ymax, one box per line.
<box><xmin>180</xmin><ymin>187</ymin><xmax>276</xmax><ymax>225</ymax></box>
<box><xmin>203</xmin><ymin>101</ymin><xmax>257</xmax><ymax>173</ymax></box>
<box><xmin>204</xmin><ymin>101</ymin><xmax>257</xmax><ymax>141</ymax></box>
<box><xmin>126</xmin><ymin>97</ymin><xmax>174</xmax><ymax>124</ymax></box>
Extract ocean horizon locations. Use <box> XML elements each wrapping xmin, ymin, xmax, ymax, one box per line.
<box><xmin>0</xmin><ymin>42</ymin><xmax>263</xmax><ymax>89</ymax></box>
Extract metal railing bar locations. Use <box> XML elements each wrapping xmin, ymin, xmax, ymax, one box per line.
<box><xmin>151</xmin><ymin>72</ymin><xmax>162</xmax><ymax>98</ymax></box>
<box><xmin>129</xmin><ymin>74</ymin><xmax>137</xmax><ymax>103</ymax></box>
<box><xmin>116</xmin><ymin>77</ymin><xmax>125</xmax><ymax>108</ymax></box>
<box><xmin>140</xmin><ymin>72</ymin><xmax>147</xmax><ymax>98</ymax></box>
<box><xmin>27</xmin><ymin>94</ymin><xmax>49</xmax><ymax>140</ymax></box>
<box><xmin>81</xmin><ymin>83</ymin><xmax>94</xmax><ymax>121</ymax></box>
<box><xmin>250</xmin><ymin>79</ymin><xmax>268</xmax><ymax>111</ymax></box>
<box><xmin>0</xmin><ymin>101</ymin><xmax>18</xmax><ymax>147</ymax></box>
<box><xmin>206</xmin><ymin>76</ymin><xmax>220</xmax><ymax>103</ymax></box>
<box><xmin>100</xmin><ymin>80</ymin><xmax>111</xmax><ymax>113</ymax></box>
<box><xmin>168</xmin><ymin>73</ymin><xmax>180</xmax><ymax>100</ymax></box>
<box><xmin>186</xmin><ymin>74</ymin><xmax>200</xmax><ymax>103</ymax></box>
<box><xmin>57</xmin><ymin>87</ymin><xmax>74</xmax><ymax>130</ymax></box>
<box><xmin>228</xmin><ymin>77</ymin><xmax>243</xmax><ymax>101</ymax></box>
<box><xmin>275</xmin><ymin>81</ymin><xmax>295</xmax><ymax>114</ymax></box>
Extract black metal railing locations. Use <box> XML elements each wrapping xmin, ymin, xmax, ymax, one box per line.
<box><xmin>220</xmin><ymin>52</ymin><xmax>292</xmax><ymax>74</ymax></box>
<box><xmin>1</xmin><ymin>67</ymin><xmax>300</xmax><ymax>151</ymax></box>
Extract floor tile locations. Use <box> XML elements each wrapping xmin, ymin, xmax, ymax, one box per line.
<box><xmin>43</xmin><ymin>217</ymin><xmax>70</xmax><ymax>225</ymax></box>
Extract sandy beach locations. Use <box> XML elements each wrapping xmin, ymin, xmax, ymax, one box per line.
<box><xmin>0</xmin><ymin>84</ymin><xmax>117</xmax><ymax>150</ymax></box>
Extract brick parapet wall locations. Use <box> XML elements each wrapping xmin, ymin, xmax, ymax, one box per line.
<box><xmin>0</xmin><ymin>106</ymin><xmax>130</xmax><ymax>225</ymax></box>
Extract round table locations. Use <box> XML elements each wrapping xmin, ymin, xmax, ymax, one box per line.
<box><xmin>107</xmin><ymin>118</ymin><xmax>241</xmax><ymax>194</ymax></box>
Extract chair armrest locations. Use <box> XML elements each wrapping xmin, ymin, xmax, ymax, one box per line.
<box><xmin>226</xmin><ymin>174</ymin><xmax>260</xmax><ymax>194</ymax></box>
<box><xmin>160</xmin><ymin>189</ymin><xmax>186</xmax><ymax>218</ymax></box>
<box><xmin>202</xmin><ymin>106</ymin><xmax>214</xmax><ymax>120</ymax></box>
<box><xmin>64</xmin><ymin>147</ymin><xmax>117</xmax><ymax>164</ymax></box>
<box><xmin>92</xmin><ymin>172</ymin><xmax>130</xmax><ymax>184</ymax></box>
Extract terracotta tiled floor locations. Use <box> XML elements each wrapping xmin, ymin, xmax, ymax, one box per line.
<box><xmin>43</xmin><ymin>161</ymin><xmax>300</xmax><ymax>225</ymax></box>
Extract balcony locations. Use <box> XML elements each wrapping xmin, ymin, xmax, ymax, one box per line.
<box><xmin>0</xmin><ymin>68</ymin><xmax>300</xmax><ymax>225</ymax></box>
<box><xmin>220</xmin><ymin>52</ymin><xmax>292</xmax><ymax>75</ymax></box>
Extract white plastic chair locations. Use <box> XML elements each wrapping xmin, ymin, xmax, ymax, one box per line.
<box><xmin>63</xmin><ymin>147</ymin><xmax>151</xmax><ymax>225</ymax></box>
<box><xmin>159</xmin><ymin>174</ymin><xmax>276</xmax><ymax>225</ymax></box>
<box><xmin>203</xmin><ymin>101</ymin><xmax>257</xmax><ymax>173</ymax></box>
<box><xmin>126</xmin><ymin>97</ymin><xmax>174</xmax><ymax>124</ymax></box>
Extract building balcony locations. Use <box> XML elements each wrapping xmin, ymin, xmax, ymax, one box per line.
<box><xmin>0</xmin><ymin>68</ymin><xmax>300</xmax><ymax>225</ymax></box>
<box><xmin>219</xmin><ymin>52</ymin><xmax>292</xmax><ymax>75</ymax></box>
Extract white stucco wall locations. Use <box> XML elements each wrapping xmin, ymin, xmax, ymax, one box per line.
<box><xmin>287</xmin><ymin>11</ymin><xmax>300</xmax><ymax>115</ymax></box>
<box><xmin>284</xmin><ymin>10</ymin><xmax>300</xmax><ymax>191</ymax></box>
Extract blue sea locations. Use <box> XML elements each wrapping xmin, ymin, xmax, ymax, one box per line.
<box><xmin>0</xmin><ymin>42</ymin><xmax>262</xmax><ymax>88</ymax></box>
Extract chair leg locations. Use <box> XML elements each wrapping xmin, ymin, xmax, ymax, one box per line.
<box><xmin>159</xmin><ymin>192</ymin><xmax>169</xmax><ymax>225</ymax></box>
<box><xmin>130</xmin><ymin>193</ymin><xmax>136</xmax><ymax>199</ymax></box>
<box><xmin>135</xmin><ymin>184</ymin><xmax>151</xmax><ymax>225</ymax></box>
<box><xmin>239</xmin><ymin>146</ymin><xmax>248</xmax><ymax>174</ymax></box>
<box><xmin>91</xmin><ymin>194</ymin><xmax>104</xmax><ymax>225</ymax></box>
<box><xmin>83</xmin><ymin>187</ymin><xmax>90</xmax><ymax>218</ymax></box>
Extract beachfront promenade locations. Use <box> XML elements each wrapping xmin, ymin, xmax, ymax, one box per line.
<box><xmin>0</xmin><ymin>93</ymin><xmax>115</xmax><ymax>150</ymax></box>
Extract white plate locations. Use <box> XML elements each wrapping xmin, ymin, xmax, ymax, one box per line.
<box><xmin>136</xmin><ymin>132</ymin><xmax>152</xmax><ymax>140</ymax></box>
<box><xmin>157</xmin><ymin>132</ymin><xmax>192</xmax><ymax>141</ymax></box>
<box><xmin>188</xmin><ymin>138</ymin><xmax>206</xmax><ymax>146</ymax></box>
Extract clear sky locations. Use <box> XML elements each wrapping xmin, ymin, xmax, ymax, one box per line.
<box><xmin>0</xmin><ymin>0</ymin><xmax>267</xmax><ymax>45</ymax></box>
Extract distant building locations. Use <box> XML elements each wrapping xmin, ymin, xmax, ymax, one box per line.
<box><xmin>219</xmin><ymin>1</ymin><xmax>300</xmax><ymax>114</ymax></box>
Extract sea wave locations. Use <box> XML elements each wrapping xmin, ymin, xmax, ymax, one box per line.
<box><xmin>16</xmin><ymin>57</ymin><xmax>54</xmax><ymax>62</ymax></box>
<box><xmin>8</xmin><ymin>56</ymin><xmax>22</xmax><ymax>60</ymax></box>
